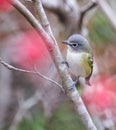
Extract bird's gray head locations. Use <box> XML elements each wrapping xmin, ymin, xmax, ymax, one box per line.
<box><xmin>62</xmin><ymin>34</ymin><xmax>90</xmax><ymax>52</ymax></box>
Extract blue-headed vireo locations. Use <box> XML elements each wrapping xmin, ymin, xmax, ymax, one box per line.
<box><xmin>62</xmin><ymin>34</ymin><xmax>93</xmax><ymax>86</ymax></box>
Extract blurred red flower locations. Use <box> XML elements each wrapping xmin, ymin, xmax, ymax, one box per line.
<box><xmin>82</xmin><ymin>75</ymin><xmax>116</xmax><ymax>112</ymax></box>
<box><xmin>11</xmin><ymin>30</ymin><xmax>51</xmax><ymax>70</ymax></box>
<box><xmin>0</xmin><ymin>0</ymin><xmax>11</xmax><ymax>11</ymax></box>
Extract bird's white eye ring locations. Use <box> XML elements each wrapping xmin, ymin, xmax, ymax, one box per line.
<box><xmin>72</xmin><ymin>43</ymin><xmax>78</xmax><ymax>47</ymax></box>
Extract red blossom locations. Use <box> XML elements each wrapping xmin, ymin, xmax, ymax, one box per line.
<box><xmin>82</xmin><ymin>76</ymin><xmax>116</xmax><ymax>112</ymax></box>
<box><xmin>11</xmin><ymin>30</ymin><xmax>51</xmax><ymax>70</ymax></box>
<box><xmin>0</xmin><ymin>0</ymin><xmax>11</xmax><ymax>11</ymax></box>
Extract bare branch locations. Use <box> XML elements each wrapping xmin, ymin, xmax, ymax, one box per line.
<box><xmin>10</xmin><ymin>0</ymin><xmax>41</xmax><ymax>31</ymax></box>
<box><xmin>32</xmin><ymin>0</ymin><xmax>51</xmax><ymax>33</ymax></box>
<box><xmin>9</xmin><ymin>0</ymin><xmax>53</xmax><ymax>45</ymax></box>
<box><xmin>81</xmin><ymin>0</ymin><xmax>97</xmax><ymax>13</ymax></box>
<box><xmin>0</xmin><ymin>57</ymin><xmax>34</xmax><ymax>73</ymax></box>
<box><xmin>42</xmin><ymin>0</ymin><xmax>80</xmax><ymax>34</ymax></box>
<box><xmin>32</xmin><ymin>0</ymin><xmax>57</xmax><ymax>45</ymax></box>
<box><xmin>78</xmin><ymin>0</ymin><xmax>97</xmax><ymax>31</ymax></box>
<box><xmin>42</xmin><ymin>0</ymin><xmax>66</xmax><ymax>22</ymax></box>
<box><xmin>34</xmin><ymin>65</ymin><xmax>63</xmax><ymax>90</ymax></box>
<box><xmin>0</xmin><ymin>57</ymin><xmax>62</xmax><ymax>89</ymax></box>
<box><xmin>97</xmin><ymin>0</ymin><xmax>116</xmax><ymax>31</ymax></box>
<box><xmin>42</xmin><ymin>1</ymin><xmax>59</xmax><ymax>13</ymax></box>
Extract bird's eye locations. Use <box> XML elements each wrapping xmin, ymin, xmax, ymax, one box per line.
<box><xmin>72</xmin><ymin>43</ymin><xmax>78</xmax><ymax>47</ymax></box>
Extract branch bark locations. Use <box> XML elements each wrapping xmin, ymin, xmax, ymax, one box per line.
<box><xmin>0</xmin><ymin>57</ymin><xmax>62</xmax><ymax>89</ymax></box>
<box><xmin>8</xmin><ymin>0</ymin><xmax>97</xmax><ymax>129</ymax></box>
<box><xmin>33</xmin><ymin>0</ymin><xmax>52</xmax><ymax>34</ymax></box>
<box><xmin>9</xmin><ymin>0</ymin><xmax>52</xmax><ymax>46</ymax></box>
<box><xmin>78</xmin><ymin>0</ymin><xmax>97</xmax><ymax>31</ymax></box>
<box><xmin>42</xmin><ymin>0</ymin><xmax>80</xmax><ymax>34</ymax></box>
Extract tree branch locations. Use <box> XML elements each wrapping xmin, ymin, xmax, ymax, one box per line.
<box><xmin>42</xmin><ymin>1</ymin><xmax>60</xmax><ymax>13</ymax></box>
<box><xmin>9</xmin><ymin>0</ymin><xmax>97</xmax><ymax>129</ymax></box>
<box><xmin>42</xmin><ymin>0</ymin><xmax>67</xmax><ymax>23</ymax></box>
<box><xmin>0</xmin><ymin>57</ymin><xmax>62</xmax><ymax>89</ymax></box>
<box><xmin>34</xmin><ymin>65</ymin><xmax>64</xmax><ymax>91</ymax></box>
<box><xmin>32</xmin><ymin>0</ymin><xmax>57</xmax><ymax>46</ymax></box>
<box><xmin>97</xmin><ymin>0</ymin><xmax>116</xmax><ymax>31</ymax></box>
<box><xmin>9</xmin><ymin>0</ymin><xmax>53</xmax><ymax>46</ymax></box>
<box><xmin>42</xmin><ymin>0</ymin><xmax>80</xmax><ymax>34</ymax></box>
<box><xmin>81</xmin><ymin>0</ymin><xmax>97</xmax><ymax>14</ymax></box>
<box><xmin>78</xmin><ymin>0</ymin><xmax>97</xmax><ymax>31</ymax></box>
<box><xmin>32</xmin><ymin>0</ymin><xmax>51</xmax><ymax>34</ymax></box>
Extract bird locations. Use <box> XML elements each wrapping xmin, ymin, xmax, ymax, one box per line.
<box><xmin>62</xmin><ymin>34</ymin><xmax>93</xmax><ymax>87</ymax></box>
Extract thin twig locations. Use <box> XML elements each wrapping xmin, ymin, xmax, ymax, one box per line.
<box><xmin>0</xmin><ymin>57</ymin><xmax>63</xmax><ymax>89</ymax></box>
<box><xmin>78</xmin><ymin>0</ymin><xmax>97</xmax><ymax>31</ymax></box>
<box><xmin>34</xmin><ymin>65</ymin><xmax>63</xmax><ymax>90</ymax></box>
<box><xmin>81</xmin><ymin>0</ymin><xmax>97</xmax><ymax>13</ymax></box>
<box><xmin>0</xmin><ymin>57</ymin><xmax>34</xmax><ymax>73</ymax></box>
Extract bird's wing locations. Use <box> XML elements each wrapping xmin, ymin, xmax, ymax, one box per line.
<box><xmin>85</xmin><ymin>53</ymin><xmax>93</xmax><ymax>85</ymax></box>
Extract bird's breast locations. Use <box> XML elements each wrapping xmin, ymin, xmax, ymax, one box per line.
<box><xmin>66</xmin><ymin>49</ymin><xmax>90</xmax><ymax>77</ymax></box>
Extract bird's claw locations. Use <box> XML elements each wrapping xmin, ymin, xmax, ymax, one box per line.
<box><xmin>61</xmin><ymin>61</ymin><xmax>69</xmax><ymax>68</ymax></box>
<box><xmin>68</xmin><ymin>79</ymin><xmax>78</xmax><ymax>90</ymax></box>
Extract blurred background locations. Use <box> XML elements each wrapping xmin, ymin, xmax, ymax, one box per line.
<box><xmin>0</xmin><ymin>0</ymin><xmax>116</xmax><ymax>130</ymax></box>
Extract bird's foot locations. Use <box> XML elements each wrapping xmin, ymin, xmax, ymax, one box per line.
<box><xmin>61</xmin><ymin>61</ymin><xmax>69</xmax><ymax>68</ymax></box>
<box><xmin>85</xmin><ymin>78</ymin><xmax>91</xmax><ymax>86</ymax></box>
<box><xmin>68</xmin><ymin>79</ymin><xmax>78</xmax><ymax>90</ymax></box>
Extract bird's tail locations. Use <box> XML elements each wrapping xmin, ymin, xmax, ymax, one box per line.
<box><xmin>86</xmin><ymin>79</ymin><xmax>91</xmax><ymax>86</ymax></box>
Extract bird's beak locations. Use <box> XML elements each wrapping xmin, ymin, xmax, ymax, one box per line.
<box><xmin>62</xmin><ymin>40</ymin><xmax>70</xmax><ymax>45</ymax></box>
